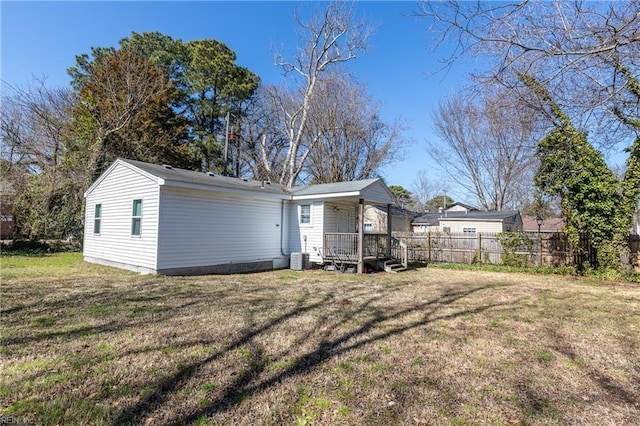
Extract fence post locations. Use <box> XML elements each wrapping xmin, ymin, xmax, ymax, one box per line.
<box><xmin>428</xmin><ymin>232</ymin><xmax>431</xmax><ymax>262</ymax></box>
<box><xmin>478</xmin><ymin>233</ymin><xmax>482</xmax><ymax>264</ymax></box>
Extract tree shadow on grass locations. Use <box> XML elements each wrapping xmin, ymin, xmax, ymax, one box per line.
<box><xmin>1</xmin><ymin>299</ymin><xmax>204</xmax><ymax>346</ymax></box>
<box><xmin>549</xmin><ymin>329</ymin><xmax>640</xmax><ymax>411</ymax></box>
<box><xmin>111</xmin><ymin>283</ymin><xmax>510</xmax><ymax>425</ymax></box>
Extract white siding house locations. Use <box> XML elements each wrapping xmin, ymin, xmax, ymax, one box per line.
<box><xmin>363</xmin><ymin>205</ymin><xmax>416</xmax><ymax>233</ymax></box>
<box><xmin>84</xmin><ymin>159</ymin><xmax>396</xmax><ymax>275</ymax></box>
<box><xmin>411</xmin><ymin>211</ymin><xmax>523</xmax><ymax>234</ymax></box>
<box><xmin>83</xmin><ymin>161</ymin><xmax>161</xmax><ymax>273</ymax></box>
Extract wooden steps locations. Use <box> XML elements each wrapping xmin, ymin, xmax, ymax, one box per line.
<box><xmin>384</xmin><ymin>259</ymin><xmax>407</xmax><ymax>273</ymax></box>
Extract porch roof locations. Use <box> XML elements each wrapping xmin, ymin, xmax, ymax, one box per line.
<box><xmin>291</xmin><ymin>178</ymin><xmax>395</xmax><ymax>204</ymax></box>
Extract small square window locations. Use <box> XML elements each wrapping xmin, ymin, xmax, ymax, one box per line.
<box><xmin>364</xmin><ymin>223</ymin><xmax>373</xmax><ymax>232</ymax></box>
<box><xmin>131</xmin><ymin>199</ymin><xmax>142</xmax><ymax>236</ymax></box>
<box><xmin>300</xmin><ymin>204</ymin><xmax>311</xmax><ymax>225</ymax></box>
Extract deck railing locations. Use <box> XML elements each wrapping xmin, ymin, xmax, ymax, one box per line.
<box><xmin>323</xmin><ymin>233</ymin><xmax>359</xmax><ymax>261</ymax></box>
<box><xmin>323</xmin><ymin>233</ymin><xmax>399</xmax><ymax>261</ymax></box>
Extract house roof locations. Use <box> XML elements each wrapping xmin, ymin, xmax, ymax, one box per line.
<box><xmin>522</xmin><ymin>216</ymin><xmax>564</xmax><ymax>232</ymax></box>
<box><xmin>85</xmin><ymin>159</ymin><xmax>291</xmax><ymax>198</ymax></box>
<box><xmin>370</xmin><ymin>204</ymin><xmax>420</xmax><ymax>218</ymax></box>
<box><xmin>291</xmin><ymin>178</ymin><xmax>396</xmax><ymax>204</ymax></box>
<box><xmin>412</xmin><ymin>211</ymin><xmax>521</xmax><ymax>225</ymax></box>
<box><xmin>86</xmin><ymin>159</ymin><xmax>396</xmax><ymax>204</ymax></box>
<box><xmin>292</xmin><ymin>179</ymin><xmax>378</xmax><ymax>196</ymax></box>
<box><xmin>446</xmin><ymin>202</ymin><xmax>479</xmax><ymax>212</ymax></box>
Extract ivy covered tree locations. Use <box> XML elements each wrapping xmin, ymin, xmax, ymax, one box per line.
<box><xmin>521</xmin><ymin>73</ymin><xmax>636</xmax><ymax>270</ymax></box>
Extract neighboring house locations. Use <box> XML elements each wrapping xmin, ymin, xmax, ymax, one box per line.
<box><xmin>444</xmin><ymin>202</ymin><xmax>479</xmax><ymax>213</ymax></box>
<box><xmin>83</xmin><ymin>158</ymin><xmax>396</xmax><ymax>275</ymax></box>
<box><xmin>0</xmin><ymin>180</ymin><xmax>16</xmax><ymax>240</ymax></box>
<box><xmin>522</xmin><ymin>216</ymin><xmax>564</xmax><ymax>233</ymax></box>
<box><xmin>363</xmin><ymin>205</ymin><xmax>417</xmax><ymax>233</ymax></box>
<box><xmin>411</xmin><ymin>211</ymin><xmax>523</xmax><ymax>234</ymax></box>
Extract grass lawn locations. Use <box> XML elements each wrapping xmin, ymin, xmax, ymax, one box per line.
<box><xmin>1</xmin><ymin>253</ymin><xmax>639</xmax><ymax>425</ymax></box>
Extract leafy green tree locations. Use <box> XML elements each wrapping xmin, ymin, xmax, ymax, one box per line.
<box><xmin>1</xmin><ymin>81</ymin><xmax>85</xmax><ymax>241</ymax></box>
<box><xmin>182</xmin><ymin>39</ymin><xmax>259</xmax><ymax>172</ymax></box>
<box><xmin>70</xmin><ymin>32</ymin><xmax>260</xmax><ymax>173</ymax></box>
<box><xmin>13</xmin><ymin>170</ymin><xmax>84</xmax><ymax>241</ymax></box>
<box><xmin>420</xmin><ymin>1</ymin><xmax>640</xmax><ymax>269</ymax></box>
<box><xmin>388</xmin><ymin>185</ymin><xmax>413</xmax><ymax>208</ymax></box>
<box><xmin>424</xmin><ymin>195</ymin><xmax>454</xmax><ymax>213</ymax></box>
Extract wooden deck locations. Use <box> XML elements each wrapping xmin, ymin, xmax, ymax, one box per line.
<box><xmin>322</xmin><ymin>233</ymin><xmax>407</xmax><ymax>271</ymax></box>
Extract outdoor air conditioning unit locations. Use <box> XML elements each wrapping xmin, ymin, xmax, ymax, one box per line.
<box><xmin>290</xmin><ymin>252</ymin><xmax>310</xmax><ymax>271</ymax></box>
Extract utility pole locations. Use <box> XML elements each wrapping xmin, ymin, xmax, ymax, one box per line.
<box><xmin>223</xmin><ymin>111</ymin><xmax>230</xmax><ymax>176</ymax></box>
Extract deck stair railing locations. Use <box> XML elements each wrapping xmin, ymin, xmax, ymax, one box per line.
<box><xmin>389</xmin><ymin>236</ymin><xmax>408</xmax><ymax>269</ymax></box>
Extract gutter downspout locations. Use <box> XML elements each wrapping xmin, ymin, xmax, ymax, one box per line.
<box><xmin>280</xmin><ymin>199</ymin><xmax>290</xmax><ymax>256</ymax></box>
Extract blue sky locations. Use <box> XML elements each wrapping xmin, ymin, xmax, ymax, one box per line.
<box><xmin>1</xmin><ymin>1</ymin><xmax>474</xmax><ymax>201</ymax></box>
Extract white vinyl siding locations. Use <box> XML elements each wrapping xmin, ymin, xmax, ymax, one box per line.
<box><xmin>441</xmin><ymin>220</ymin><xmax>503</xmax><ymax>233</ymax></box>
<box><xmin>83</xmin><ymin>163</ymin><xmax>159</xmax><ymax>272</ymax></box>
<box><xmin>289</xmin><ymin>201</ymin><xmax>324</xmax><ymax>263</ymax></box>
<box><xmin>361</xmin><ymin>182</ymin><xmax>395</xmax><ymax>205</ymax></box>
<box><xmin>156</xmin><ymin>187</ymin><xmax>284</xmax><ymax>269</ymax></box>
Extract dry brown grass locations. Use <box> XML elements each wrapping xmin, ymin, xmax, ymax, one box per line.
<box><xmin>1</xmin><ymin>254</ymin><xmax>639</xmax><ymax>425</ymax></box>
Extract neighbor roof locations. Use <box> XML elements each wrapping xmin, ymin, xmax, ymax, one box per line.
<box><xmin>371</xmin><ymin>204</ymin><xmax>420</xmax><ymax>218</ymax></box>
<box><xmin>446</xmin><ymin>202</ymin><xmax>479</xmax><ymax>211</ymax></box>
<box><xmin>412</xmin><ymin>211</ymin><xmax>521</xmax><ymax>224</ymax></box>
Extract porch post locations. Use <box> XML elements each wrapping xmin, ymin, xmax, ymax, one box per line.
<box><xmin>386</xmin><ymin>203</ymin><xmax>392</xmax><ymax>258</ymax></box>
<box><xmin>358</xmin><ymin>198</ymin><xmax>364</xmax><ymax>273</ymax></box>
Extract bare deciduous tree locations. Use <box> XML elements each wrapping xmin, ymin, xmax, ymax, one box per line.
<box><xmin>1</xmin><ymin>80</ymin><xmax>74</xmax><ymax>176</ymax></box>
<box><xmin>268</xmin><ymin>1</ymin><xmax>374</xmax><ymax>187</ymax></box>
<box><xmin>429</xmin><ymin>88</ymin><xmax>538</xmax><ymax>211</ymax></box>
<box><xmin>411</xmin><ymin>170</ymin><xmax>446</xmax><ymax>212</ymax></box>
<box><xmin>305</xmin><ymin>72</ymin><xmax>405</xmax><ymax>183</ymax></box>
<box><xmin>419</xmin><ymin>0</ymin><xmax>640</xmax><ymax>145</ymax></box>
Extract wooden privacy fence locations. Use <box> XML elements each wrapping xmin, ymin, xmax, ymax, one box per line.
<box><xmin>393</xmin><ymin>232</ymin><xmax>640</xmax><ymax>269</ymax></box>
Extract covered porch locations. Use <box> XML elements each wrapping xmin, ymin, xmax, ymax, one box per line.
<box><xmin>322</xmin><ymin>231</ymin><xmax>408</xmax><ymax>272</ymax></box>
<box><xmin>321</xmin><ymin>199</ymin><xmax>408</xmax><ymax>273</ymax></box>
<box><xmin>290</xmin><ymin>178</ymin><xmax>405</xmax><ymax>273</ymax></box>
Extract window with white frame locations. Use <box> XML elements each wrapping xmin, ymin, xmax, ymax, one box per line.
<box><xmin>463</xmin><ymin>227</ymin><xmax>477</xmax><ymax>234</ymax></box>
<box><xmin>131</xmin><ymin>199</ymin><xmax>142</xmax><ymax>236</ymax></box>
<box><xmin>299</xmin><ymin>204</ymin><xmax>311</xmax><ymax>225</ymax></box>
<box><xmin>94</xmin><ymin>204</ymin><xmax>102</xmax><ymax>234</ymax></box>
<box><xmin>364</xmin><ymin>223</ymin><xmax>373</xmax><ymax>232</ymax></box>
